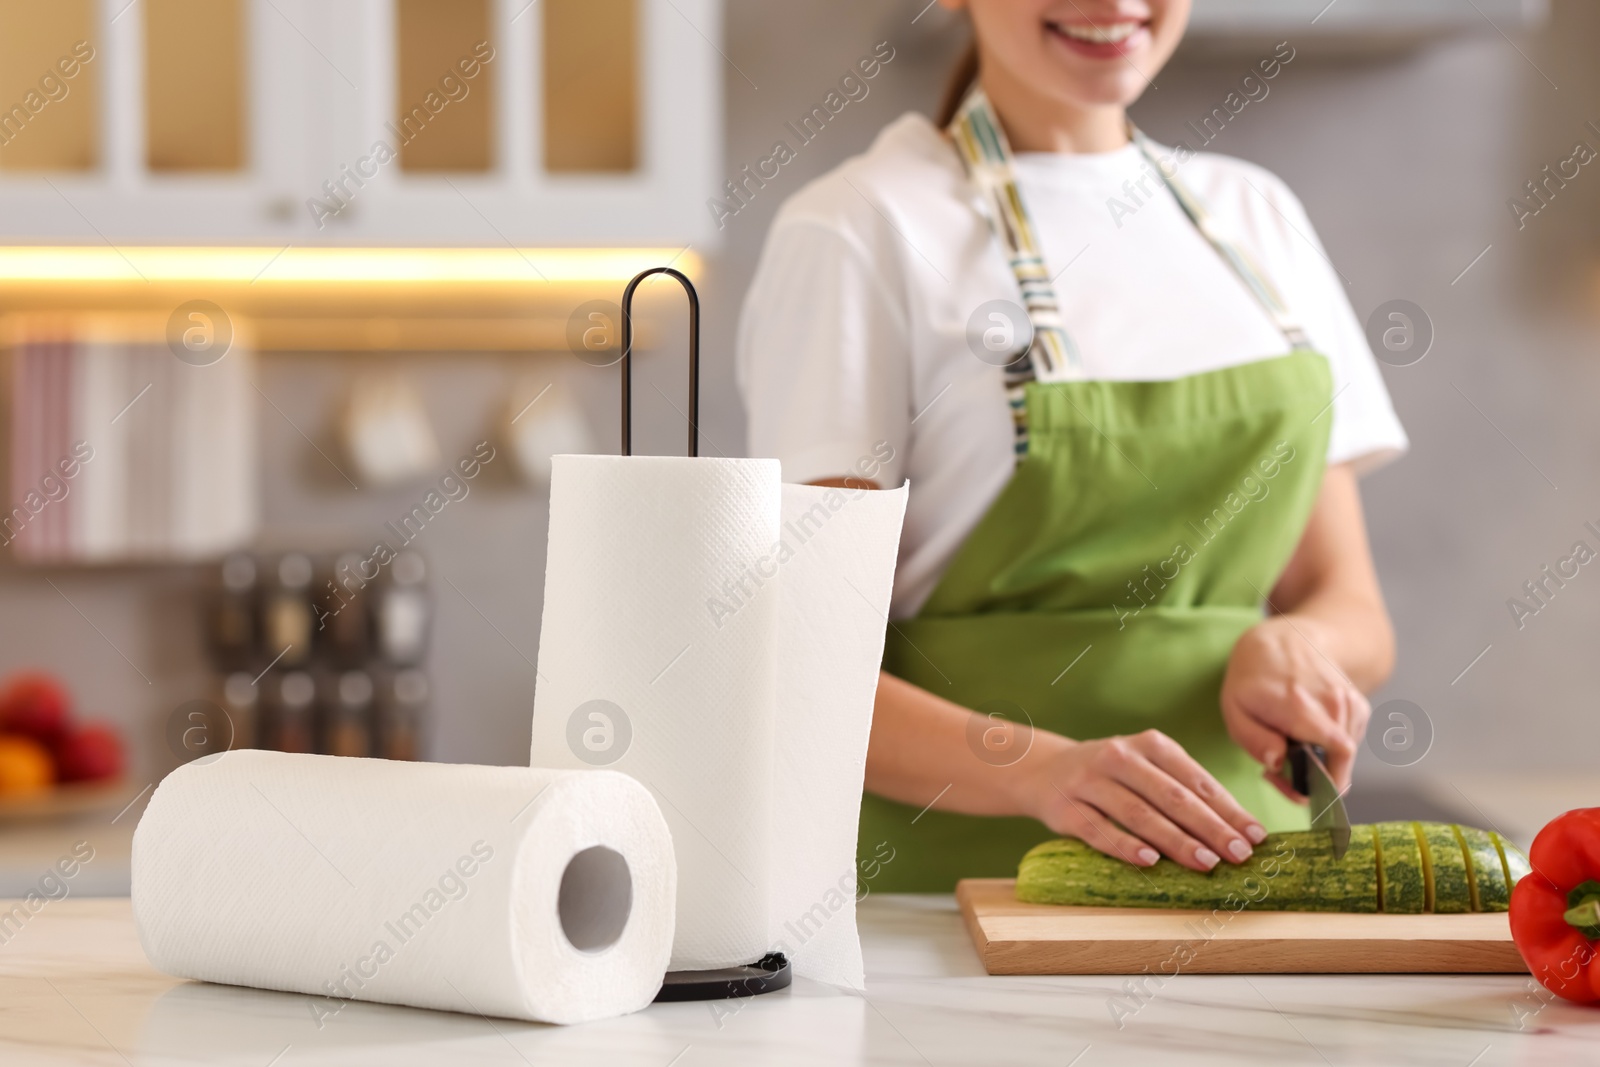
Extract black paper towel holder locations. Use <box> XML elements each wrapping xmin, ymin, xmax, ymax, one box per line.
<box><xmin>620</xmin><ymin>267</ymin><xmax>794</xmax><ymax>1003</ymax></box>
<box><xmin>619</xmin><ymin>266</ymin><xmax>699</xmax><ymax>458</ymax></box>
<box><xmin>654</xmin><ymin>952</ymin><xmax>792</xmax><ymax>1002</ymax></box>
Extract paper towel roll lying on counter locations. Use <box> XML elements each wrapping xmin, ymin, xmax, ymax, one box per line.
<box><xmin>529</xmin><ymin>455</ymin><xmax>907</xmax><ymax>988</ymax></box>
<box><xmin>132</xmin><ymin>750</ymin><xmax>675</xmax><ymax>1025</ymax></box>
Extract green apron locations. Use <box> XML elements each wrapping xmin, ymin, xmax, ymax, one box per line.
<box><xmin>856</xmin><ymin>91</ymin><xmax>1334</xmax><ymax>892</ymax></box>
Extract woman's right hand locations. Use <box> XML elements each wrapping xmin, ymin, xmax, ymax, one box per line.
<box><xmin>1009</xmin><ymin>729</ymin><xmax>1268</xmax><ymax>873</ymax></box>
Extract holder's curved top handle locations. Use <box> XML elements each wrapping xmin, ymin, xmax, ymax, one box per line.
<box><xmin>619</xmin><ymin>267</ymin><xmax>699</xmax><ymax>458</ymax></box>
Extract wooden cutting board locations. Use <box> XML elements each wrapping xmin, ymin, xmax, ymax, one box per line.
<box><xmin>957</xmin><ymin>879</ymin><xmax>1528</xmax><ymax>975</ymax></box>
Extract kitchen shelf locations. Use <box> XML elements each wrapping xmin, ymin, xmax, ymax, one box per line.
<box><xmin>0</xmin><ymin>778</ymin><xmax>131</xmax><ymax>822</ymax></box>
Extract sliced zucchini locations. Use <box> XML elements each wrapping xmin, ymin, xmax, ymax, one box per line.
<box><xmin>1456</xmin><ymin>825</ymin><xmax>1508</xmax><ymax>912</ymax></box>
<box><xmin>1374</xmin><ymin>821</ymin><xmax>1426</xmax><ymax>914</ymax></box>
<box><xmin>1491</xmin><ymin>831</ymin><xmax>1533</xmax><ymax>889</ymax></box>
<box><xmin>1417</xmin><ymin>821</ymin><xmax>1473</xmax><ymax>913</ymax></box>
<box><xmin>1016</xmin><ymin>822</ymin><xmax>1514</xmax><ymax>914</ymax></box>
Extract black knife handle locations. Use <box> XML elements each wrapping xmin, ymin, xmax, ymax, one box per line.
<box><xmin>1286</xmin><ymin>741</ymin><xmax>1326</xmax><ymax>797</ymax></box>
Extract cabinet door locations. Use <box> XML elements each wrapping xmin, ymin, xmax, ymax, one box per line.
<box><xmin>320</xmin><ymin>0</ymin><xmax>724</xmax><ymax>247</ymax></box>
<box><xmin>0</xmin><ymin>0</ymin><xmax>723</xmax><ymax>247</ymax></box>
<box><xmin>0</xmin><ymin>0</ymin><xmax>306</xmax><ymax>242</ymax></box>
<box><xmin>0</xmin><ymin>0</ymin><xmax>106</xmax><ymax>240</ymax></box>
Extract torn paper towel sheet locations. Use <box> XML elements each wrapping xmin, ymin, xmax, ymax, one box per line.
<box><xmin>766</xmin><ymin>481</ymin><xmax>908</xmax><ymax>989</ymax></box>
<box><xmin>528</xmin><ymin>455</ymin><xmax>908</xmax><ymax>989</ymax></box>
<box><xmin>132</xmin><ymin>751</ymin><xmax>675</xmax><ymax>1025</ymax></box>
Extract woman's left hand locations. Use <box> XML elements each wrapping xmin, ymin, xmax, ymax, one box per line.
<box><xmin>1220</xmin><ymin>614</ymin><xmax>1371</xmax><ymax>795</ymax></box>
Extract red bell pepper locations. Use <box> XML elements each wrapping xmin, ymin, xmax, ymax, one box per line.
<box><xmin>1509</xmin><ymin>807</ymin><xmax>1600</xmax><ymax>1003</ymax></box>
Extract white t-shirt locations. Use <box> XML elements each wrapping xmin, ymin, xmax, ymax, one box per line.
<box><xmin>736</xmin><ymin>113</ymin><xmax>1407</xmax><ymax>619</ymax></box>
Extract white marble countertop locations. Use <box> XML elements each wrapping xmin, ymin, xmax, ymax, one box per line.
<box><xmin>4</xmin><ymin>894</ymin><xmax>1600</xmax><ymax>1066</ymax></box>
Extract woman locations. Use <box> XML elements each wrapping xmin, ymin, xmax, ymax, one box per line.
<box><xmin>737</xmin><ymin>0</ymin><xmax>1406</xmax><ymax>891</ymax></box>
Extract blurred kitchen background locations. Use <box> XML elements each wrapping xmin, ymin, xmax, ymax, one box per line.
<box><xmin>0</xmin><ymin>0</ymin><xmax>1594</xmax><ymax>886</ymax></box>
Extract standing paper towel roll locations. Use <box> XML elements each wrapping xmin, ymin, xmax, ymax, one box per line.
<box><xmin>530</xmin><ymin>454</ymin><xmax>907</xmax><ymax>987</ymax></box>
<box><xmin>530</xmin><ymin>454</ymin><xmax>780</xmax><ymax>972</ymax></box>
<box><xmin>132</xmin><ymin>750</ymin><xmax>675</xmax><ymax>1025</ymax></box>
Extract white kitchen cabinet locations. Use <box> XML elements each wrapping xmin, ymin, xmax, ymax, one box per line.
<box><xmin>0</xmin><ymin>0</ymin><xmax>723</xmax><ymax>247</ymax></box>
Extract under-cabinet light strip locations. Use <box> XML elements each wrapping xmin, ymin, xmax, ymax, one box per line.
<box><xmin>0</xmin><ymin>247</ymin><xmax>699</xmax><ymax>284</ymax></box>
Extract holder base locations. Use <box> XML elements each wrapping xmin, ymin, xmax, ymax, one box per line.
<box><xmin>653</xmin><ymin>952</ymin><xmax>791</xmax><ymax>1002</ymax></box>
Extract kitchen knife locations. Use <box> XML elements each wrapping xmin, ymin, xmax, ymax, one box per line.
<box><xmin>1287</xmin><ymin>741</ymin><xmax>1351</xmax><ymax>860</ymax></box>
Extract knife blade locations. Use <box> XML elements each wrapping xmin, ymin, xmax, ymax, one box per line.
<box><xmin>1286</xmin><ymin>741</ymin><xmax>1351</xmax><ymax>860</ymax></box>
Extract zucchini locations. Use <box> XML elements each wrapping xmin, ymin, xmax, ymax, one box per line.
<box><xmin>1017</xmin><ymin>830</ymin><xmax>1377</xmax><ymax>913</ymax></box>
<box><xmin>1373</xmin><ymin>822</ymin><xmax>1426</xmax><ymax>914</ymax></box>
<box><xmin>1016</xmin><ymin>821</ymin><xmax>1524</xmax><ymax>913</ymax></box>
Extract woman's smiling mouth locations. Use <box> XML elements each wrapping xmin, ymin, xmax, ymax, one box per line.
<box><xmin>1045</xmin><ymin>17</ymin><xmax>1153</xmax><ymax>59</ymax></box>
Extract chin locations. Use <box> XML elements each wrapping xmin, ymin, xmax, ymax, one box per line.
<box><xmin>1046</xmin><ymin>67</ymin><xmax>1156</xmax><ymax>109</ymax></box>
<box><xmin>1035</xmin><ymin>5</ymin><xmax>1182</xmax><ymax>106</ymax></box>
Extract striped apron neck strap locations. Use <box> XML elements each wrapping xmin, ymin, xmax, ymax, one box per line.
<box><xmin>949</xmin><ymin>88</ymin><xmax>1080</xmax><ymax>383</ymax></box>
<box><xmin>948</xmin><ymin>88</ymin><xmax>1077</xmax><ymax>458</ymax></box>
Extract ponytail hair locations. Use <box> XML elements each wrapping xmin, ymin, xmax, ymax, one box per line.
<box><xmin>935</xmin><ymin>40</ymin><xmax>979</xmax><ymax>128</ymax></box>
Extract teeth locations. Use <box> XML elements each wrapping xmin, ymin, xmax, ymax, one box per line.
<box><xmin>1054</xmin><ymin>21</ymin><xmax>1142</xmax><ymax>44</ymax></box>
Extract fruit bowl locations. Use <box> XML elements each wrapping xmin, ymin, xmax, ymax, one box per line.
<box><xmin>0</xmin><ymin>672</ymin><xmax>128</xmax><ymax>817</ymax></box>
